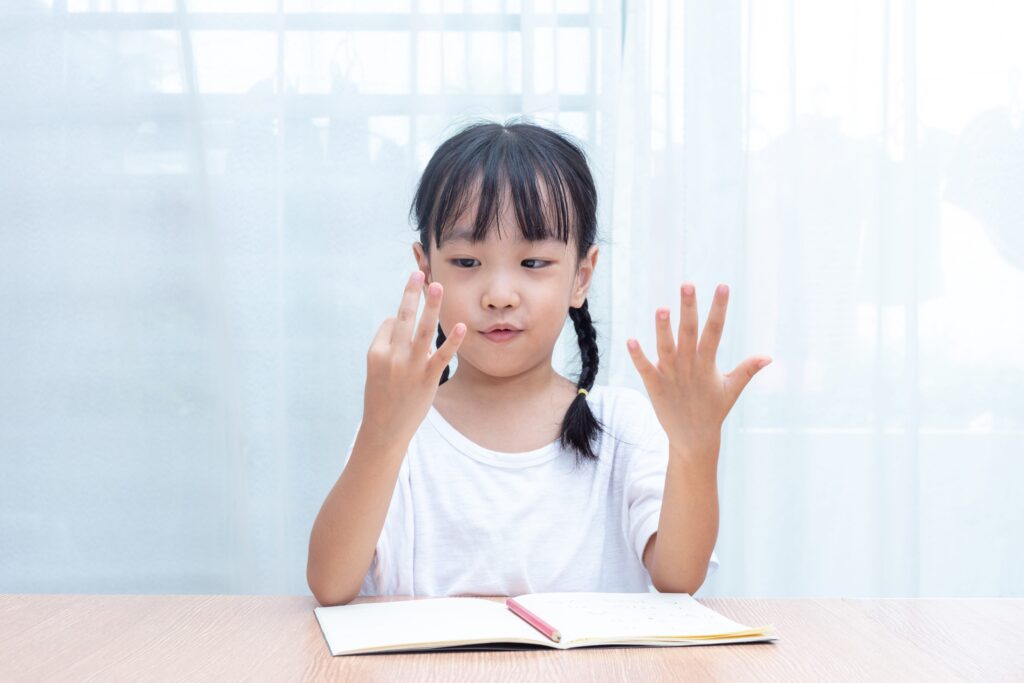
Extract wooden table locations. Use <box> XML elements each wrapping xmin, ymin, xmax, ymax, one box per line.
<box><xmin>1</xmin><ymin>594</ymin><xmax>1021</xmax><ymax>681</ymax></box>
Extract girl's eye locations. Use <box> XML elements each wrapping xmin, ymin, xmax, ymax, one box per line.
<box><xmin>449</xmin><ymin>259</ymin><xmax>550</xmax><ymax>269</ymax></box>
<box><xmin>522</xmin><ymin>259</ymin><xmax>550</xmax><ymax>269</ymax></box>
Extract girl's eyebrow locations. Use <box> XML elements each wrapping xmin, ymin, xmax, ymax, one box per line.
<box><xmin>445</xmin><ymin>228</ymin><xmax>561</xmax><ymax>245</ymax></box>
<box><xmin>445</xmin><ymin>229</ymin><xmax>478</xmax><ymax>244</ymax></box>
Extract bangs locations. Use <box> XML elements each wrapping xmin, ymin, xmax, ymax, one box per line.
<box><xmin>415</xmin><ymin>123</ymin><xmax>590</xmax><ymax>252</ymax></box>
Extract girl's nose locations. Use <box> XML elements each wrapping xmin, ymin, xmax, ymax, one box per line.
<box><xmin>481</xmin><ymin>278</ymin><xmax>520</xmax><ymax>309</ymax></box>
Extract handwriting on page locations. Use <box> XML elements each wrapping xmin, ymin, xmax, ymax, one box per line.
<box><xmin>516</xmin><ymin>593</ymin><xmax>747</xmax><ymax>640</ymax></box>
<box><xmin>557</xmin><ymin>595</ymin><xmax>705</xmax><ymax>621</ymax></box>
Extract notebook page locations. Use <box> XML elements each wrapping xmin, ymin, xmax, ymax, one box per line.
<box><xmin>511</xmin><ymin>592</ymin><xmax>766</xmax><ymax>644</ymax></box>
<box><xmin>314</xmin><ymin>598</ymin><xmax>553</xmax><ymax>655</ymax></box>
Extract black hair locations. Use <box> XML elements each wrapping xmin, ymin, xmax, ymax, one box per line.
<box><xmin>409</xmin><ymin>118</ymin><xmax>608</xmax><ymax>467</ymax></box>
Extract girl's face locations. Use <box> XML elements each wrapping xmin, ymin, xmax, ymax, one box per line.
<box><xmin>411</xmin><ymin>193</ymin><xmax>598</xmax><ymax>380</ymax></box>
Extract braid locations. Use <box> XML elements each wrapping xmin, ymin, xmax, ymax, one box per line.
<box><xmin>436</xmin><ymin>323</ymin><xmax>451</xmax><ymax>385</ymax></box>
<box><xmin>562</xmin><ymin>299</ymin><xmax>606</xmax><ymax>468</ymax></box>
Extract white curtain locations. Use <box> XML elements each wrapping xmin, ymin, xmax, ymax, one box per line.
<box><xmin>611</xmin><ymin>0</ymin><xmax>1024</xmax><ymax>597</ymax></box>
<box><xmin>1</xmin><ymin>0</ymin><xmax>1020</xmax><ymax>598</ymax></box>
<box><xmin>0</xmin><ymin>0</ymin><xmax>622</xmax><ymax>596</ymax></box>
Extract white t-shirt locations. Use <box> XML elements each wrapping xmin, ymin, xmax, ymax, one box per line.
<box><xmin>342</xmin><ymin>384</ymin><xmax>719</xmax><ymax>597</ymax></box>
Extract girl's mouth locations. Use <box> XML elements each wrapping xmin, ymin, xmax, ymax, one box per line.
<box><xmin>481</xmin><ymin>329</ymin><xmax>520</xmax><ymax>343</ymax></box>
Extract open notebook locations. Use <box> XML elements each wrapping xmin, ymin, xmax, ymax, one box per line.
<box><xmin>314</xmin><ymin>592</ymin><xmax>777</xmax><ymax>655</ymax></box>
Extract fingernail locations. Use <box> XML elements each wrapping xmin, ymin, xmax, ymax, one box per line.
<box><xmin>627</xmin><ymin>339</ymin><xmax>638</xmax><ymax>350</ymax></box>
<box><xmin>428</xmin><ymin>282</ymin><xmax>440</xmax><ymax>295</ymax></box>
<box><xmin>411</xmin><ymin>271</ymin><xmax>423</xmax><ymax>284</ymax></box>
<box><xmin>683</xmin><ymin>284</ymin><xmax>695</xmax><ymax>296</ymax></box>
<box><xmin>658</xmin><ymin>309</ymin><xmax>669</xmax><ymax>320</ymax></box>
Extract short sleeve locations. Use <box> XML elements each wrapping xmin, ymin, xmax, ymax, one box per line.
<box><xmin>621</xmin><ymin>391</ymin><xmax>721</xmax><ymax>587</ymax></box>
<box><xmin>621</xmin><ymin>397</ymin><xmax>671</xmax><ymax>573</ymax></box>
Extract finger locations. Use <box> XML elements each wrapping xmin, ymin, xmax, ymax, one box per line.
<box><xmin>370</xmin><ymin>317</ymin><xmax>396</xmax><ymax>354</ymax></box>
<box><xmin>412</xmin><ymin>280</ymin><xmax>443</xmax><ymax>359</ymax></box>
<box><xmin>677</xmin><ymin>282</ymin><xmax>698</xmax><ymax>361</ymax></box>
<box><xmin>391</xmin><ymin>270</ymin><xmax>425</xmax><ymax>347</ymax></box>
<box><xmin>698</xmin><ymin>284</ymin><xmax>729</xmax><ymax>361</ymax></box>
<box><xmin>427</xmin><ymin>322</ymin><xmax>466</xmax><ymax>377</ymax></box>
<box><xmin>626</xmin><ymin>337</ymin><xmax>660</xmax><ymax>384</ymax></box>
<box><xmin>724</xmin><ymin>356</ymin><xmax>772</xmax><ymax>409</ymax></box>
<box><xmin>654</xmin><ymin>308</ymin><xmax>676</xmax><ymax>372</ymax></box>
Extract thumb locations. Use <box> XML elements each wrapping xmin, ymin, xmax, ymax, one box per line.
<box><xmin>427</xmin><ymin>323</ymin><xmax>466</xmax><ymax>377</ymax></box>
<box><xmin>725</xmin><ymin>356</ymin><xmax>771</xmax><ymax>404</ymax></box>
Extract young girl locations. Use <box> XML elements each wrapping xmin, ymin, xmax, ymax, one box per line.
<box><xmin>307</xmin><ymin>120</ymin><xmax>771</xmax><ymax>605</ymax></box>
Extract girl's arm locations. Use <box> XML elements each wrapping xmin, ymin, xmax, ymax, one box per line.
<box><xmin>306</xmin><ymin>270</ymin><xmax>465</xmax><ymax>606</ymax></box>
<box><xmin>645</xmin><ymin>441</ymin><xmax>721</xmax><ymax>594</ymax></box>
<box><xmin>626</xmin><ymin>283</ymin><xmax>771</xmax><ymax>594</ymax></box>
<box><xmin>306</xmin><ymin>426</ymin><xmax>408</xmax><ymax>606</ymax></box>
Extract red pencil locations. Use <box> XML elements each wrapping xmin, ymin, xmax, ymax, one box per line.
<box><xmin>506</xmin><ymin>597</ymin><xmax>562</xmax><ymax>643</ymax></box>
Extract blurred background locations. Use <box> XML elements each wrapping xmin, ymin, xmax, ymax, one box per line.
<box><xmin>1</xmin><ymin>0</ymin><xmax>1021</xmax><ymax>598</ymax></box>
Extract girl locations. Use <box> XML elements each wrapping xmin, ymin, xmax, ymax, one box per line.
<box><xmin>307</xmin><ymin>120</ymin><xmax>771</xmax><ymax>606</ymax></box>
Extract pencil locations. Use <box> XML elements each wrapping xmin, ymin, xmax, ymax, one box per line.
<box><xmin>506</xmin><ymin>597</ymin><xmax>562</xmax><ymax>643</ymax></box>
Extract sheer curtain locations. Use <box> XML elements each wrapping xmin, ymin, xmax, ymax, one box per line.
<box><xmin>0</xmin><ymin>0</ymin><xmax>621</xmax><ymax>595</ymax></box>
<box><xmin>1</xmin><ymin>0</ymin><xmax>1020</xmax><ymax>598</ymax></box>
<box><xmin>610</xmin><ymin>0</ymin><xmax>1023</xmax><ymax>597</ymax></box>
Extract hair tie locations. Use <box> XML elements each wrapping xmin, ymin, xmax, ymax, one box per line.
<box><xmin>577</xmin><ymin>388</ymin><xmax>588</xmax><ymax>397</ymax></box>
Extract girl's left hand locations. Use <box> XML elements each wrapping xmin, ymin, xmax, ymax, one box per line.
<box><xmin>626</xmin><ymin>283</ymin><xmax>772</xmax><ymax>456</ymax></box>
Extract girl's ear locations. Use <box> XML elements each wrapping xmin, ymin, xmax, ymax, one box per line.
<box><xmin>570</xmin><ymin>245</ymin><xmax>599</xmax><ymax>308</ymax></box>
<box><xmin>411</xmin><ymin>241</ymin><xmax>432</xmax><ymax>284</ymax></box>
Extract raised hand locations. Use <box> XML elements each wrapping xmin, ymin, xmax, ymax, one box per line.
<box><xmin>625</xmin><ymin>283</ymin><xmax>771</xmax><ymax>455</ymax></box>
<box><xmin>361</xmin><ymin>270</ymin><xmax>465</xmax><ymax>443</ymax></box>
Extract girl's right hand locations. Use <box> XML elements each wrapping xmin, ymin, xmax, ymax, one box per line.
<box><xmin>361</xmin><ymin>270</ymin><xmax>466</xmax><ymax>444</ymax></box>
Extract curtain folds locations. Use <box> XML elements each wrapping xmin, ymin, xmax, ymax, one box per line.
<box><xmin>0</xmin><ymin>0</ymin><xmax>1019</xmax><ymax>597</ymax></box>
<box><xmin>610</xmin><ymin>0</ymin><xmax>1023</xmax><ymax>597</ymax></box>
